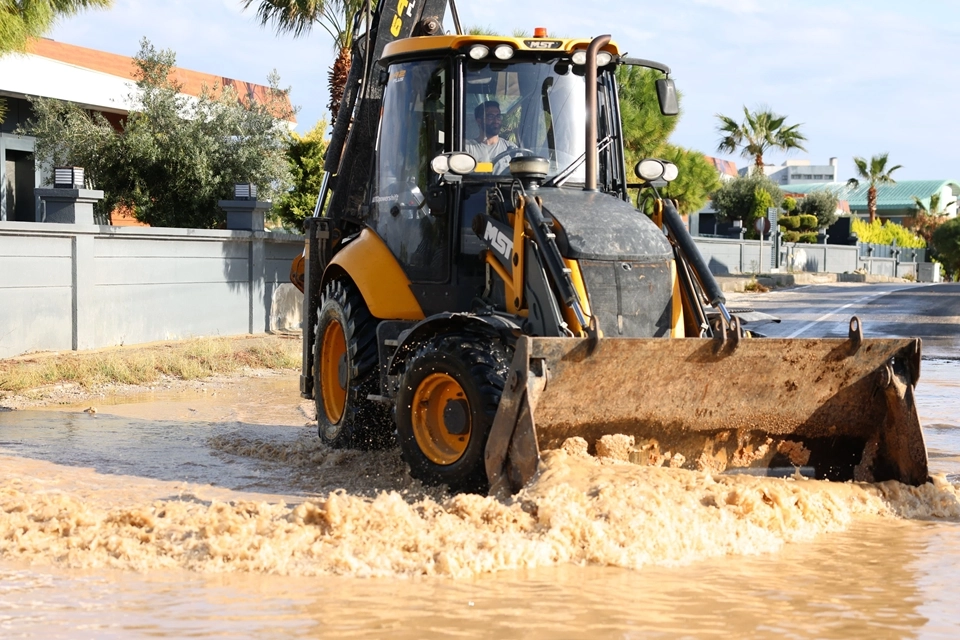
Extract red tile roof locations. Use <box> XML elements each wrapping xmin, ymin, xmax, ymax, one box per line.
<box><xmin>27</xmin><ymin>38</ymin><xmax>295</xmax><ymax>122</ymax></box>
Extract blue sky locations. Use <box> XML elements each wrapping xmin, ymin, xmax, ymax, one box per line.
<box><xmin>49</xmin><ymin>0</ymin><xmax>959</xmax><ymax>182</ymax></box>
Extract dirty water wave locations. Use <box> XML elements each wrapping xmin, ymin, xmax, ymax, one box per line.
<box><xmin>3</xmin><ymin>431</ymin><xmax>959</xmax><ymax>580</ymax></box>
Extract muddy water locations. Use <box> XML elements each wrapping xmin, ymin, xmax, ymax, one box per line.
<box><xmin>1</xmin><ymin>365</ymin><xmax>959</xmax><ymax>638</ymax></box>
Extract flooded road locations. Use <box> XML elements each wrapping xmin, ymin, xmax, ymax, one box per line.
<box><xmin>1</xmin><ymin>363</ymin><xmax>959</xmax><ymax>638</ymax></box>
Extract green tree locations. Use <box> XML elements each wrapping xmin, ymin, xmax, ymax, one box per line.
<box><xmin>715</xmin><ymin>106</ymin><xmax>807</xmax><ymax>172</ymax></box>
<box><xmin>932</xmin><ymin>217</ymin><xmax>960</xmax><ymax>281</ymax></box>
<box><xmin>0</xmin><ymin>0</ymin><xmax>112</xmax><ymax>121</ymax></box>
<box><xmin>26</xmin><ymin>39</ymin><xmax>293</xmax><ymax>228</ymax></box>
<box><xmin>846</xmin><ymin>153</ymin><xmax>902</xmax><ymax>224</ymax></box>
<box><xmin>617</xmin><ymin>66</ymin><xmax>720</xmax><ymax>215</ymax></box>
<box><xmin>654</xmin><ymin>145</ymin><xmax>722</xmax><ymax>216</ymax></box>
<box><xmin>798</xmin><ymin>189</ymin><xmax>839</xmax><ymax>229</ymax></box>
<box><xmin>711</xmin><ymin>174</ymin><xmax>783</xmax><ymax>231</ymax></box>
<box><xmin>618</xmin><ymin>65</ymin><xmax>677</xmax><ymax>159</ymax></box>
<box><xmin>274</xmin><ymin>119</ymin><xmax>328</xmax><ymax>229</ymax></box>
<box><xmin>243</xmin><ymin>0</ymin><xmax>363</xmax><ymax>121</ymax></box>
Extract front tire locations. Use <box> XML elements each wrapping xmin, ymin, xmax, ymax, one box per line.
<box><xmin>396</xmin><ymin>332</ymin><xmax>510</xmax><ymax>493</ymax></box>
<box><xmin>314</xmin><ymin>279</ymin><xmax>392</xmax><ymax>450</ymax></box>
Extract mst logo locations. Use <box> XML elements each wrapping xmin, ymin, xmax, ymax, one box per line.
<box><xmin>484</xmin><ymin>221</ymin><xmax>513</xmax><ymax>262</ymax></box>
<box><xmin>390</xmin><ymin>0</ymin><xmax>418</xmax><ymax>36</ymax></box>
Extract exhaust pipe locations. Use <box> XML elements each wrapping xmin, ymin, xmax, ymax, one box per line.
<box><xmin>584</xmin><ymin>34</ymin><xmax>611</xmax><ymax>192</ymax></box>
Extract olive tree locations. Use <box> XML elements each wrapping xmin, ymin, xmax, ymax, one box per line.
<box><xmin>798</xmin><ymin>189</ymin><xmax>839</xmax><ymax>229</ymax></box>
<box><xmin>711</xmin><ymin>174</ymin><xmax>783</xmax><ymax>228</ymax></box>
<box><xmin>26</xmin><ymin>39</ymin><xmax>294</xmax><ymax>228</ymax></box>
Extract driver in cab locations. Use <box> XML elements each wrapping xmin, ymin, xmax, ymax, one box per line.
<box><xmin>465</xmin><ymin>101</ymin><xmax>517</xmax><ymax>173</ymax></box>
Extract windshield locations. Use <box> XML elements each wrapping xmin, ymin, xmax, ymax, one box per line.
<box><xmin>463</xmin><ymin>60</ymin><xmax>586</xmax><ymax>182</ymax></box>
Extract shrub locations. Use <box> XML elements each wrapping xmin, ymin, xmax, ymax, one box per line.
<box><xmin>783</xmin><ymin>196</ymin><xmax>797</xmax><ymax>213</ymax></box>
<box><xmin>852</xmin><ymin>218</ymin><xmax>926</xmax><ymax>248</ymax></box>
<box><xmin>798</xmin><ymin>214</ymin><xmax>819</xmax><ymax>231</ymax></box>
<box><xmin>798</xmin><ymin>232</ymin><xmax>819</xmax><ymax>244</ymax></box>
<box><xmin>782</xmin><ymin>230</ymin><xmax>801</xmax><ymax>243</ymax></box>
<box><xmin>779</xmin><ymin>215</ymin><xmax>801</xmax><ymax>231</ymax></box>
<box><xmin>273</xmin><ymin>119</ymin><xmax>328</xmax><ymax>230</ymax></box>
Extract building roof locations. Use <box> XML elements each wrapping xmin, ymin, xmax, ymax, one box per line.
<box><xmin>783</xmin><ymin>180</ymin><xmax>960</xmax><ymax>211</ymax></box>
<box><xmin>0</xmin><ymin>38</ymin><xmax>294</xmax><ymax>123</ymax></box>
<box><xmin>703</xmin><ymin>155</ymin><xmax>738</xmax><ymax>178</ymax></box>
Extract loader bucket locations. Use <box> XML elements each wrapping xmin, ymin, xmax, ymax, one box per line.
<box><xmin>484</xmin><ymin>320</ymin><xmax>928</xmax><ymax>496</ymax></box>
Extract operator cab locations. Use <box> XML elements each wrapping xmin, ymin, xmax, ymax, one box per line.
<box><xmin>370</xmin><ymin>34</ymin><xmax>627</xmax><ymax>313</ymax></box>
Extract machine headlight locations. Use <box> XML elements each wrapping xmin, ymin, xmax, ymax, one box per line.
<box><xmin>635</xmin><ymin>158</ymin><xmax>665</xmax><ymax>182</ymax></box>
<box><xmin>596</xmin><ymin>51</ymin><xmax>612</xmax><ymax>66</ymax></box>
<box><xmin>431</xmin><ymin>152</ymin><xmax>478</xmax><ymax>176</ymax></box>
<box><xmin>447</xmin><ymin>153</ymin><xmax>478</xmax><ymax>174</ymax></box>
<box><xmin>662</xmin><ymin>161</ymin><xmax>679</xmax><ymax>182</ymax></box>
<box><xmin>494</xmin><ymin>44</ymin><xmax>515</xmax><ymax>60</ymax></box>
<box><xmin>571</xmin><ymin>50</ymin><xmax>587</xmax><ymax>65</ymax></box>
<box><xmin>431</xmin><ymin>155</ymin><xmax>450</xmax><ymax>174</ymax></box>
<box><xmin>468</xmin><ymin>44</ymin><xmax>489</xmax><ymax>60</ymax></box>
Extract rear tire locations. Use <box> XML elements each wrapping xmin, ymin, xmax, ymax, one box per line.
<box><xmin>314</xmin><ymin>279</ymin><xmax>393</xmax><ymax>450</ymax></box>
<box><xmin>396</xmin><ymin>332</ymin><xmax>510</xmax><ymax>493</ymax></box>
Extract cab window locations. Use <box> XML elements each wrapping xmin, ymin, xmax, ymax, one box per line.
<box><xmin>374</xmin><ymin>59</ymin><xmax>449</xmax><ymax>282</ymax></box>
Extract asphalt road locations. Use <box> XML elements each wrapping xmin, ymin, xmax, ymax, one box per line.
<box><xmin>726</xmin><ymin>282</ymin><xmax>960</xmax><ymax>359</ymax></box>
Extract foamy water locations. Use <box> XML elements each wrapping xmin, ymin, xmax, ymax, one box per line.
<box><xmin>1</xmin><ymin>365</ymin><xmax>959</xmax><ymax>637</ymax></box>
<box><xmin>2</xmin><ymin>442</ymin><xmax>958</xmax><ymax>579</ymax></box>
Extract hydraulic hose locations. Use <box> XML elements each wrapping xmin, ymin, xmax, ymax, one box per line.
<box><xmin>660</xmin><ymin>199</ymin><xmax>727</xmax><ymax>309</ymax></box>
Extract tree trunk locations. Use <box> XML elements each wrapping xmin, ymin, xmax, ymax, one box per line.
<box><xmin>328</xmin><ymin>45</ymin><xmax>351</xmax><ymax>122</ymax></box>
<box><xmin>868</xmin><ymin>186</ymin><xmax>877</xmax><ymax>224</ymax></box>
<box><xmin>754</xmin><ymin>154</ymin><xmax>764</xmax><ymax>173</ymax></box>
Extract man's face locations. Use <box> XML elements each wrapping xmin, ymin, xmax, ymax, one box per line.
<box><xmin>480</xmin><ymin>107</ymin><xmax>502</xmax><ymax>138</ymax></box>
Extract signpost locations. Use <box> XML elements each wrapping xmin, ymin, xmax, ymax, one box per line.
<box><xmin>755</xmin><ymin>217</ymin><xmax>771</xmax><ymax>274</ymax></box>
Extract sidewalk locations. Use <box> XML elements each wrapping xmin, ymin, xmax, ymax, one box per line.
<box><xmin>714</xmin><ymin>272</ymin><xmax>913</xmax><ymax>293</ymax></box>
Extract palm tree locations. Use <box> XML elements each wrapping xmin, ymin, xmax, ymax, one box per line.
<box><xmin>0</xmin><ymin>0</ymin><xmax>112</xmax><ymax>121</ymax></box>
<box><xmin>242</xmin><ymin>0</ymin><xmax>364</xmax><ymax>121</ymax></box>
<box><xmin>716</xmin><ymin>106</ymin><xmax>807</xmax><ymax>173</ymax></box>
<box><xmin>846</xmin><ymin>153</ymin><xmax>902</xmax><ymax>224</ymax></box>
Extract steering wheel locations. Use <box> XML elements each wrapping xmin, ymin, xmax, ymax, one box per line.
<box><xmin>490</xmin><ymin>147</ymin><xmax>536</xmax><ymax>166</ymax></box>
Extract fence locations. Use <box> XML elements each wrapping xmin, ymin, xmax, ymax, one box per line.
<box><xmin>859</xmin><ymin>242</ymin><xmax>927</xmax><ymax>263</ymax></box>
<box><xmin>0</xmin><ymin>221</ymin><xmax>303</xmax><ymax>359</ymax></box>
<box><xmin>693</xmin><ymin>236</ymin><xmax>929</xmax><ymax>280</ymax></box>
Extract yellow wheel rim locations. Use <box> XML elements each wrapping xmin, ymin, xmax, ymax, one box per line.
<box><xmin>319</xmin><ymin>320</ymin><xmax>347</xmax><ymax>424</ymax></box>
<box><xmin>412</xmin><ymin>373</ymin><xmax>471</xmax><ymax>465</ymax></box>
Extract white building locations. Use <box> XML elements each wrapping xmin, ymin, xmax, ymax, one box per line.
<box><xmin>1</xmin><ymin>38</ymin><xmax>293</xmax><ymax>224</ymax></box>
<box><xmin>738</xmin><ymin>158</ymin><xmax>839</xmax><ymax>186</ymax></box>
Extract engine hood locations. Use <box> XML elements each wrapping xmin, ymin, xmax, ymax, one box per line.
<box><xmin>535</xmin><ymin>187</ymin><xmax>673</xmax><ymax>263</ymax></box>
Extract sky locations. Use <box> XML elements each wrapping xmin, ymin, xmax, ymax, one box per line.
<box><xmin>48</xmin><ymin>0</ymin><xmax>960</xmax><ymax>182</ymax></box>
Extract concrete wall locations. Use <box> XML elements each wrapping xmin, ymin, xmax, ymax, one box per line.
<box><xmin>0</xmin><ymin>222</ymin><xmax>302</xmax><ymax>358</ymax></box>
<box><xmin>693</xmin><ymin>237</ymin><xmax>776</xmax><ymax>275</ymax></box>
<box><xmin>781</xmin><ymin>243</ymin><xmax>859</xmax><ymax>274</ymax></box>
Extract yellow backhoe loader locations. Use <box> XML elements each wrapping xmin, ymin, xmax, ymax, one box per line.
<box><xmin>291</xmin><ymin>0</ymin><xmax>929</xmax><ymax>494</ymax></box>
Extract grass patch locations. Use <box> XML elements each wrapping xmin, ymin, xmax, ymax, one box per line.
<box><xmin>0</xmin><ymin>335</ymin><xmax>300</xmax><ymax>395</ymax></box>
<box><xmin>743</xmin><ymin>279</ymin><xmax>770</xmax><ymax>293</ymax></box>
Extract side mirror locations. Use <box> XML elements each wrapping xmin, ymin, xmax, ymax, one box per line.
<box><xmin>656</xmin><ymin>78</ymin><xmax>679</xmax><ymax>116</ymax></box>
